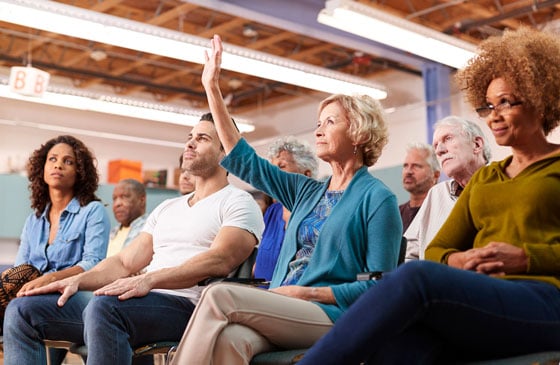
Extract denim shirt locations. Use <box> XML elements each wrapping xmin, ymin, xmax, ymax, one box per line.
<box><xmin>15</xmin><ymin>198</ymin><xmax>110</xmax><ymax>273</ymax></box>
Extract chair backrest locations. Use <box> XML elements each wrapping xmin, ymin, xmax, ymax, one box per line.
<box><xmin>398</xmin><ymin>236</ymin><xmax>407</xmax><ymax>265</ymax></box>
<box><xmin>198</xmin><ymin>246</ymin><xmax>261</xmax><ymax>286</ymax></box>
<box><xmin>230</xmin><ymin>246</ymin><xmax>258</xmax><ymax>279</ymax></box>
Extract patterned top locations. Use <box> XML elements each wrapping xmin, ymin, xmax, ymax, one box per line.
<box><xmin>449</xmin><ymin>179</ymin><xmax>464</xmax><ymax>198</ymax></box>
<box><xmin>282</xmin><ymin>190</ymin><xmax>343</xmax><ymax>286</ymax></box>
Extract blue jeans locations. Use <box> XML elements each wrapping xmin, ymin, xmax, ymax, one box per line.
<box><xmin>4</xmin><ymin>291</ymin><xmax>91</xmax><ymax>364</ymax></box>
<box><xmin>3</xmin><ymin>290</ymin><xmax>195</xmax><ymax>365</ymax></box>
<box><xmin>298</xmin><ymin>261</ymin><xmax>560</xmax><ymax>365</ymax></box>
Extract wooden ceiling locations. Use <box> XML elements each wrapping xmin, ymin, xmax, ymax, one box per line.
<box><xmin>1</xmin><ymin>0</ymin><xmax>559</xmax><ymax>116</ymax></box>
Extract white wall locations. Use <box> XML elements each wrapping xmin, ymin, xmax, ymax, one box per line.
<box><xmin>0</xmin><ymin>99</ymin><xmax>187</xmax><ymax>187</ymax></box>
<box><xmin>0</xmin><ymin>238</ymin><xmax>19</xmax><ymax>265</ymax></box>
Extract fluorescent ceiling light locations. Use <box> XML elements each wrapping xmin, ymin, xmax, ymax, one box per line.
<box><xmin>0</xmin><ymin>117</ymin><xmax>186</xmax><ymax>149</ymax></box>
<box><xmin>0</xmin><ymin>0</ymin><xmax>387</xmax><ymax>99</ymax></box>
<box><xmin>0</xmin><ymin>79</ymin><xmax>255</xmax><ymax>133</ymax></box>
<box><xmin>318</xmin><ymin>0</ymin><xmax>477</xmax><ymax>69</ymax></box>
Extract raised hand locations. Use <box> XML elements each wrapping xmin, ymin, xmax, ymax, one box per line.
<box><xmin>202</xmin><ymin>34</ymin><xmax>223</xmax><ymax>90</ymax></box>
<box><xmin>200</xmin><ymin>33</ymin><xmax>242</xmax><ymax>153</ymax></box>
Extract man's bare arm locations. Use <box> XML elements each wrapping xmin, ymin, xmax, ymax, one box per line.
<box><xmin>98</xmin><ymin>226</ymin><xmax>257</xmax><ymax>300</ymax></box>
<box><xmin>73</xmin><ymin>232</ymin><xmax>153</xmax><ymax>290</ymax></box>
<box><xmin>20</xmin><ymin>232</ymin><xmax>154</xmax><ymax>297</ymax></box>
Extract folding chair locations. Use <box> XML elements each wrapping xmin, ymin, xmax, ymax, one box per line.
<box><xmin>61</xmin><ymin>248</ymin><xmax>261</xmax><ymax>365</ymax></box>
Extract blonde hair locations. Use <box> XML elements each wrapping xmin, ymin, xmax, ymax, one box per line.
<box><xmin>318</xmin><ymin>94</ymin><xmax>388</xmax><ymax>167</ymax></box>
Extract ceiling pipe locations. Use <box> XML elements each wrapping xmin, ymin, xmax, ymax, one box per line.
<box><xmin>0</xmin><ymin>54</ymin><xmax>207</xmax><ymax>99</ymax></box>
<box><xmin>454</xmin><ymin>0</ymin><xmax>560</xmax><ymax>33</ymax></box>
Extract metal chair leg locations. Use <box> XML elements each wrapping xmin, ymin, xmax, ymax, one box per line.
<box><xmin>164</xmin><ymin>345</ymin><xmax>177</xmax><ymax>365</ymax></box>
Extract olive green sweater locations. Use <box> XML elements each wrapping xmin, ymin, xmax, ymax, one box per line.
<box><xmin>426</xmin><ymin>152</ymin><xmax>560</xmax><ymax>288</ymax></box>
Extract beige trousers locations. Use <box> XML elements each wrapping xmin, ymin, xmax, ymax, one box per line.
<box><xmin>171</xmin><ymin>283</ymin><xmax>333</xmax><ymax>365</ymax></box>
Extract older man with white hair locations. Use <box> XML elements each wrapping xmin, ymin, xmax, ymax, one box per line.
<box><xmin>405</xmin><ymin>116</ymin><xmax>491</xmax><ymax>261</ymax></box>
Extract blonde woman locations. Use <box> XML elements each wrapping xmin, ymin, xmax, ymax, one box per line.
<box><xmin>170</xmin><ymin>35</ymin><xmax>402</xmax><ymax>365</ymax></box>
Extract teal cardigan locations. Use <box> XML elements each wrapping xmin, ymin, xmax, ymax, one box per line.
<box><xmin>221</xmin><ymin>139</ymin><xmax>402</xmax><ymax>321</ymax></box>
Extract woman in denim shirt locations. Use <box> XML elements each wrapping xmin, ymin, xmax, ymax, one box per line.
<box><xmin>0</xmin><ymin>135</ymin><xmax>110</xmax><ymax>331</ymax></box>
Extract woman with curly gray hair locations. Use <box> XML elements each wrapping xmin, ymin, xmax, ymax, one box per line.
<box><xmin>297</xmin><ymin>26</ymin><xmax>560</xmax><ymax>365</ymax></box>
<box><xmin>266</xmin><ymin>136</ymin><xmax>318</xmax><ymax>178</ymax></box>
<box><xmin>252</xmin><ymin>136</ymin><xmax>319</xmax><ymax>282</ymax></box>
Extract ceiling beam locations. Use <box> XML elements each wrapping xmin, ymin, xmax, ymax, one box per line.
<box><xmin>454</xmin><ymin>0</ymin><xmax>560</xmax><ymax>32</ymax></box>
<box><xmin>183</xmin><ymin>0</ymin><xmax>427</xmax><ymax>69</ymax></box>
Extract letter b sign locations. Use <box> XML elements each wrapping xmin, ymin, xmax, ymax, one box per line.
<box><xmin>9</xmin><ymin>66</ymin><xmax>50</xmax><ymax>97</ymax></box>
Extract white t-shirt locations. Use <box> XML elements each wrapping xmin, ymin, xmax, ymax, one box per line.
<box><xmin>143</xmin><ymin>184</ymin><xmax>264</xmax><ymax>303</ymax></box>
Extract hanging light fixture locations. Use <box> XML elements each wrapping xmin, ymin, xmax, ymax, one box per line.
<box><xmin>0</xmin><ymin>77</ymin><xmax>256</xmax><ymax>133</ymax></box>
<box><xmin>318</xmin><ymin>0</ymin><xmax>476</xmax><ymax>70</ymax></box>
<box><xmin>0</xmin><ymin>0</ymin><xmax>387</xmax><ymax>99</ymax></box>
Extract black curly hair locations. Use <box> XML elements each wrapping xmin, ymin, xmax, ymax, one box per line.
<box><xmin>27</xmin><ymin>135</ymin><xmax>100</xmax><ymax>216</ymax></box>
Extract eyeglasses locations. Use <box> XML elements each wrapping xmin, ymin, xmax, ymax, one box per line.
<box><xmin>475</xmin><ymin>100</ymin><xmax>523</xmax><ymax>118</ymax></box>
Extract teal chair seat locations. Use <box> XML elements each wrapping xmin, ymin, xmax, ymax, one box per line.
<box><xmin>251</xmin><ymin>349</ymin><xmax>306</xmax><ymax>365</ymax></box>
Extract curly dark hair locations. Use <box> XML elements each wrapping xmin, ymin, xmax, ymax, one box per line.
<box><xmin>456</xmin><ymin>27</ymin><xmax>560</xmax><ymax>136</ymax></box>
<box><xmin>27</xmin><ymin>135</ymin><xmax>100</xmax><ymax>216</ymax></box>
